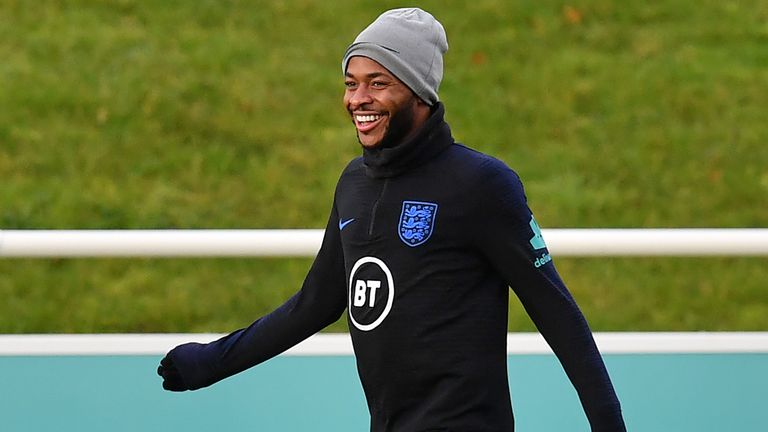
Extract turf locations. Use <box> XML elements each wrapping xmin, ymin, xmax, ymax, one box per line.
<box><xmin>1</xmin><ymin>1</ymin><xmax>766</xmax><ymax>333</ymax></box>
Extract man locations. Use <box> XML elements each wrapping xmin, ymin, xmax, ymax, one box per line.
<box><xmin>158</xmin><ymin>8</ymin><xmax>626</xmax><ymax>431</ymax></box>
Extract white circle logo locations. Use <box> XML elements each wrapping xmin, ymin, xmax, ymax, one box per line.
<box><xmin>348</xmin><ymin>256</ymin><xmax>394</xmax><ymax>332</ymax></box>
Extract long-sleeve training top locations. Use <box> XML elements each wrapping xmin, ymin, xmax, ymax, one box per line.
<box><xmin>165</xmin><ymin>103</ymin><xmax>626</xmax><ymax>431</ymax></box>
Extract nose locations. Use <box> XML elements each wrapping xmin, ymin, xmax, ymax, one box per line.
<box><xmin>347</xmin><ymin>84</ymin><xmax>373</xmax><ymax>110</ymax></box>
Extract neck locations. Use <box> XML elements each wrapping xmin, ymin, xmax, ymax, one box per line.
<box><xmin>373</xmin><ymin>99</ymin><xmax>432</xmax><ymax>150</ymax></box>
<box><xmin>362</xmin><ymin>103</ymin><xmax>453</xmax><ymax>178</ymax></box>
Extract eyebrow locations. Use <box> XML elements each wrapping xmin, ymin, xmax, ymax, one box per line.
<box><xmin>345</xmin><ymin>71</ymin><xmax>391</xmax><ymax>79</ymax></box>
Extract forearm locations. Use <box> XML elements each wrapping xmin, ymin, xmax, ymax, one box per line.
<box><xmin>514</xmin><ymin>268</ymin><xmax>625</xmax><ymax>431</ymax></box>
<box><xmin>172</xmin><ymin>286</ymin><xmax>344</xmax><ymax>390</ymax></box>
<box><xmin>164</xmin><ymin>202</ymin><xmax>348</xmax><ymax>391</ymax></box>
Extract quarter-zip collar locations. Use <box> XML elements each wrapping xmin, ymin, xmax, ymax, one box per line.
<box><xmin>362</xmin><ymin>102</ymin><xmax>454</xmax><ymax>179</ymax></box>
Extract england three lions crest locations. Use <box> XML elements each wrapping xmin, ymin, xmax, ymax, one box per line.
<box><xmin>398</xmin><ymin>201</ymin><xmax>438</xmax><ymax>247</ymax></box>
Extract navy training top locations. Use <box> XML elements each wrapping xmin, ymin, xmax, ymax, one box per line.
<box><xmin>164</xmin><ymin>103</ymin><xmax>626</xmax><ymax>431</ymax></box>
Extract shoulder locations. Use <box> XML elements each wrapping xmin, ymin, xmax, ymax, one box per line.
<box><xmin>333</xmin><ymin>156</ymin><xmax>365</xmax><ymax>198</ymax></box>
<box><xmin>444</xmin><ymin>144</ymin><xmax>524</xmax><ymax>193</ymax></box>
<box><xmin>340</xmin><ymin>156</ymin><xmax>364</xmax><ymax>177</ymax></box>
<box><xmin>444</xmin><ymin>145</ymin><xmax>531</xmax><ymax>219</ymax></box>
<box><xmin>443</xmin><ymin>144</ymin><xmax>518</xmax><ymax>174</ymax></box>
<box><xmin>336</xmin><ymin>156</ymin><xmax>365</xmax><ymax>185</ymax></box>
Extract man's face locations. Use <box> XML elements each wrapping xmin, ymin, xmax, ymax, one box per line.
<box><xmin>344</xmin><ymin>56</ymin><xmax>427</xmax><ymax>149</ymax></box>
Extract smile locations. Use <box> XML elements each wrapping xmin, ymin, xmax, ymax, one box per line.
<box><xmin>354</xmin><ymin>113</ymin><xmax>386</xmax><ymax>133</ymax></box>
<box><xmin>355</xmin><ymin>114</ymin><xmax>382</xmax><ymax>123</ymax></box>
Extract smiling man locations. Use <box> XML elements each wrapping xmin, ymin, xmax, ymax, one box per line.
<box><xmin>158</xmin><ymin>8</ymin><xmax>626</xmax><ymax>431</ymax></box>
<box><xmin>345</xmin><ymin>56</ymin><xmax>431</xmax><ymax>149</ymax></box>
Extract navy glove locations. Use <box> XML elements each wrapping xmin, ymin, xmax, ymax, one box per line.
<box><xmin>158</xmin><ymin>334</ymin><xmax>246</xmax><ymax>391</ymax></box>
<box><xmin>158</xmin><ymin>342</ymin><xmax>218</xmax><ymax>391</ymax></box>
<box><xmin>157</xmin><ymin>352</ymin><xmax>189</xmax><ymax>391</ymax></box>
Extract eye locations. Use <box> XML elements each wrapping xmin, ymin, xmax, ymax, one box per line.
<box><xmin>344</xmin><ymin>80</ymin><xmax>357</xmax><ymax>89</ymax></box>
<box><xmin>371</xmin><ymin>81</ymin><xmax>387</xmax><ymax>88</ymax></box>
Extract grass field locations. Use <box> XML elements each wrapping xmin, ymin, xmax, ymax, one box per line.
<box><xmin>1</xmin><ymin>1</ymin><xmax>766</xmax><ymax>333</ymax></box>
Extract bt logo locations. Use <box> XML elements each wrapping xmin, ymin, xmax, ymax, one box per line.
<box><xmin>348</xmin><ymin>257</ymin><xmax>394</xmax><ymax>332</ymax></box>
<box><xmin>353</xmin><ymin>280</ymin><xmax>381</xmax><ymax>307</ymax></box>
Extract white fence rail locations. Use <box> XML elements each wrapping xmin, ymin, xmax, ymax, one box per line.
<box><xmin>1</xmin><ymin>228</ymin><xmax>767</xmax><ymax>257</ymax></box>
<box><xmin>2</xmin><ymin>332</ymin><xmax>768</xmax><ymax>356</ymax></box>
<box><xmin>2</xmin><ymin>231</ymin><xmax>766</xmax><ymax>356</ymax></box>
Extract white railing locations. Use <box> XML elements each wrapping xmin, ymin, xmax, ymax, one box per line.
<box><xmin>1</xmin><ymin>228</ymin><xmax>767</xmax><ymax>257</ymax></box>
<box><xmin>1</xmin><ymin>229</ymin><xmax>766</xmax><ymax>357</ymax></box>
<box><xmin>2</xmin><ymin>332</ymin><xmax>768</xmax><ymax>356</ymax></box>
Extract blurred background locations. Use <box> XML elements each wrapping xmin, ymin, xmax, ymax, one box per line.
<box><xmin>1</xmin><ymin>0</ymin><xmax>766</xmax><ymax>334</ymax></box>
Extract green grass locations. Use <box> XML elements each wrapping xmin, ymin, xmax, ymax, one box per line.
<box><xmin>1</xmin><ymin>1</ymin><xmax>766</xmax><ymax>333</ymax></box>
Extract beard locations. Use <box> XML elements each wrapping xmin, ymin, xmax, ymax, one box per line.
<box><xmin>356</xmin><ymin>96</ymin><xmax>418</xmax><ymax>149</ymax></box>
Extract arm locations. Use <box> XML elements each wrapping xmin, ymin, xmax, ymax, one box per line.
<box><xmin>158</xmin><ymin>202</ymin><xmax>347</xmax><ymax>391</ymax></box>
<box><xmin>472</xmin><ymin>159</ymin><xmax>625</xmax><ymax>431</ymax></box>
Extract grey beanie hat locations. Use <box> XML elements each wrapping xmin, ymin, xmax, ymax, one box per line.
<box><xmin>342</xmin><ymin>8</ymin><xmax>448</xmax><ymax>106</ymax></box>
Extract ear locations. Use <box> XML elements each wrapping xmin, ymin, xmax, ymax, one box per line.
<box><xmin>413</xmin><ymin>96</ymin><xmax>432</xmax><ymax>114</ymax></box>
<box><xmin>411</xmin><ymin>97</ymin><xmax>433</xmax><ymax>126</ymax></box>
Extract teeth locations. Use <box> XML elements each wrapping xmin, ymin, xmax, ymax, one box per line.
<box><xmin>355</xmin><ymin>114</ymin><xmax>381</xmax><ymax>123</ymax></box>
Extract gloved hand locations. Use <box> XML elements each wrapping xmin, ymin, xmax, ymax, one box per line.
<box><xmin>157</xmin><ymin>351</ymin><xmax>189</xmax><ymax>391</ymax></box>
<box><xmin>158</xmin><ymin>341</ymin><xmax>217</xmax><ymax>391</ymax></box>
